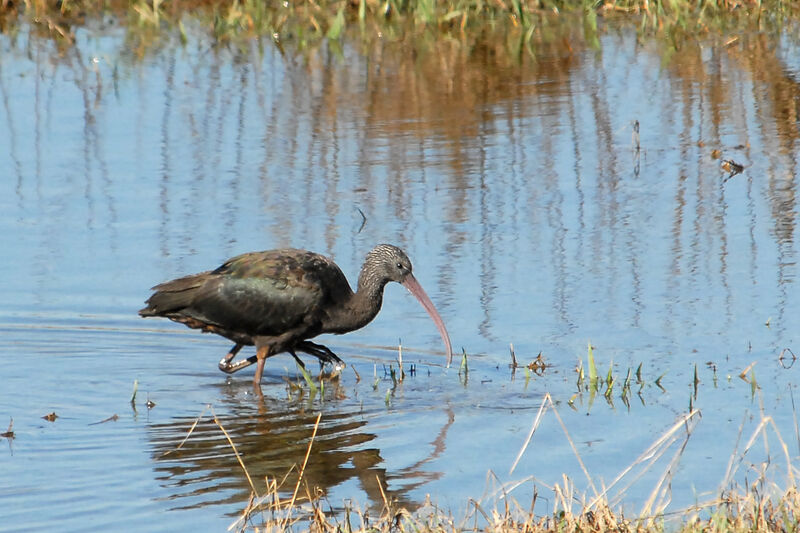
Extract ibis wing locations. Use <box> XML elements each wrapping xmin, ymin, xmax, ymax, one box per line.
<box><xmin>140</xmin><ymin>272</ymin><xmax>211</xmax><ymax>317</ymax></box>
<box><xmin>187</xmin><ymin>274</ymin><xmax>321</xmax><ymax>336</ymax></box>
<box><xmin>187</xmin><ymin>250</ymin><xmax>348</xmax><ymax>336</ymax></box>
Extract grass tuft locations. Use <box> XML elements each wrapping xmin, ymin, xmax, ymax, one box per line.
<box><xmin>4</xmin><ymin>0</ymin><xmax>799</xmax><ymax>54</ymax></box>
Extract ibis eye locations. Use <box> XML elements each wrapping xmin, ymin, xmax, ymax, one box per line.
<box><xmin>396</xmin><ymin>262</ymin><xmax>403</xmax><ymax>270</ymax></box>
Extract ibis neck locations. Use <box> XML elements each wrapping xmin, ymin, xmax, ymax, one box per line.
<box><xmin>349</xmin><ymin>266</ymin><xmax>389</xmax><ymax>328</ymax></box>
<box><xmin>324</xmin><ymin>267</ymin><xmax>388</xmax><ymax>334</ymax></box>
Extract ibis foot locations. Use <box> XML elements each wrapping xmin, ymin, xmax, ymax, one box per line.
<box><xmin>296</xmin><ymin>340</ymin><xmax>345</xmax><ymax>367</ymax></box>
<box><xmin>220</xmin><ymin>355</ymin><xmax>258</xmax><ymax>374</ymax></box>
<box><xmin>219</xmin><ymin>344</ymin><xmax>245</xmax><ymax>373</ymax></box>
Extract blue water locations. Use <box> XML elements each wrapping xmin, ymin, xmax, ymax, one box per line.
<box><xmin>2</xmin><ymin>24</ymin><xmax>800</xmax><ymax>531</ymax></box>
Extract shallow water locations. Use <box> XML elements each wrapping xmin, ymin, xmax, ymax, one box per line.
<box><xmin>3</xmin><ymin>23</ymin><xmax>800</xmax><ymax>530</ymax></box>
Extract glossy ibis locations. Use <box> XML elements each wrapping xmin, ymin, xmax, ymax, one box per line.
<box><xmin>139</xmin><ymin>244</ymin><xmax>453</xmax><ymax>385</ymax></box>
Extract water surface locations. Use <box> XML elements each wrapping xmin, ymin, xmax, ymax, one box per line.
<box><xmin>2</xmin><ymin>24</ymin><xmax>800</xmax><ymax>531</ymax></box>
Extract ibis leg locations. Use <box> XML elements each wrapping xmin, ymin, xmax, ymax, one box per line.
<box><xmin>252</xmin><ymin>345</ymin><xmax>270</xmax><ymax>385</ymax></box>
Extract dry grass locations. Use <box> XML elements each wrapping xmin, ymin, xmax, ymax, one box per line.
<box><xmin>220</xmin><ymin>482</ymin><xmax>800</xmax><ymax>532</ymax></box>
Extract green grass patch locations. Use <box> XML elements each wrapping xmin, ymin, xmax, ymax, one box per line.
<box><xmin>2</xmin><ymin>0</ymin><xmax>799</xmax><ymax>55</ymax></box>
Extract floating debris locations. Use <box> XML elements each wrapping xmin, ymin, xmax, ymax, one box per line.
<box><xmin>1</xmin><ymin>418</ymin><xmax>13</xmax><ymax>439</ymax></box>
<box><xmin>738</xmin><ymin>361</ymin><xmax>757</xmax><ymax>381</ymax></box>
<box><xmin>89</xmin><ymin>414</ymin><xmax>119</xmax><ymax>425</ymax></box>
<box><xmin>527</xmin><ymin>352</ymin><xmax>546</xmax><ymax>375</ymax></box>
<box><xmin>721</xmin><ymin>158</ymin><xmax>744</xmax><ymax>178</ymax></box>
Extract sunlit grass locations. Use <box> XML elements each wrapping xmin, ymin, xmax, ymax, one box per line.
<box><xmin>570</xmin><ymin>341</ymin><xmax>655</xmax><ymax>410</ymax></box>
<box><xmin>2</xmin><ymin>0</ymin><xmax>798</xmax><ymax>54</ymax></box>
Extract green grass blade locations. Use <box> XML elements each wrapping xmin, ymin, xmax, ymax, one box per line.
<box><xmin>587</xmin><ymin>341</ymin><xmax>598</xmax><ymax>389</ymax></box>
<box><xmin>297</xmin><ymin>363</ymin><xmax>319</xmax><ymax>393</ymax></box>
<box><xmin>326</xmin><ymin>7</ymin><xmax>345</xmax><ymax>39</ymax></box>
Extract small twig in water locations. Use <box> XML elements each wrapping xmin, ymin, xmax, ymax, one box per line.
<box><xmin>131</xmin><ymin>379</ymin><xmax>138</xmax><ymax>407</ymax></box>
<box><xmin>397</xmin><ymin>340</ymin><xmax>404</xmax><ymax>382</ymax></box>
<box><xmin>739</xmin><ymin>361</ymin><xmax>757</xmax><ymax>381</ymax></box>
<box><xmin>89</xmin><ymin>414</ymin><xmax>119</xmax><ymax>425</ymax></box>
<box><xmin>355</xmin><ymin>207</ymin><xmax>367</xmax><ymax>233</ymax></box>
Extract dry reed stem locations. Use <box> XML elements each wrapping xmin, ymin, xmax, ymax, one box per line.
<box><xmin>720</xmin><ymin>410</ymin><xmax>749</xmax><ymax>494</ymax></box>
<box><xmin>212</xmin><ymin>406</ymin><xmax>260</xmax><ymax>499</ymax></box>
<box><xmin>509</xmin><ymin>392</ymin><xmax>597</xmax><ymax>497</ymax></box>
<box><xmin>738</xmin><ymin>361</ymin><xmax>757</xmax><ymax>380</ymax></box>
<box><xmin>547</xmin><ymin>395</ymin><xmax>599</xmax><ymax>498</ymax></box>
<box><xmin>160</xmin><ymin>404</ymin><xmax>210</xmax><ymax>457</ymax></box>
<box><xmin>603</xmin><ymin>410</ymin><xmax>700</xmax><ymax>512</ymax></box>
<box><xmin>791</xmin><ymin>387</ymin><xmax>800</xmax><ymax>458</ymax></box>
<box><xmin>722</xmin><ymin>406</ymin><xmax>797</xmax><ymax>492</ymax></box>
<box><xmin>636</xmin><ymin>410</ymin><xmax>698</xmax><ymax>516</ymax></box>
<box><xmin>509</xmin><ymin>397</ymin><xmax>706</xmax><ymax>527</ymax></box>
<box><xmin>281</xmin><ymin>412</ymin><xmax>322</xmax><ymax>530</ymax></box>
<box><xmin>509</xmin><ymin>393</ymin><xmax>549</xmax><ymax>474</ymax></box>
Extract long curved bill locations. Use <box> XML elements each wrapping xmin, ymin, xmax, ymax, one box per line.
<box><xmin>401</xmin><ymin>273</ymin><xmax>454</xmax><ymax>367</ymax></box>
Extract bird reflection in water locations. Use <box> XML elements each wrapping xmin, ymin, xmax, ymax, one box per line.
<box><xmin>148</xmin><ymin>383</ymin><xmax>455</xmax><ymax>519</ymax></box>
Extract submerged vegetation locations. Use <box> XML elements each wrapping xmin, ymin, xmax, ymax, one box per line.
<box><xmin>1</xmin><ymin>0</ymin><xmax>799</xmax><ymax>54</ymax></box>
